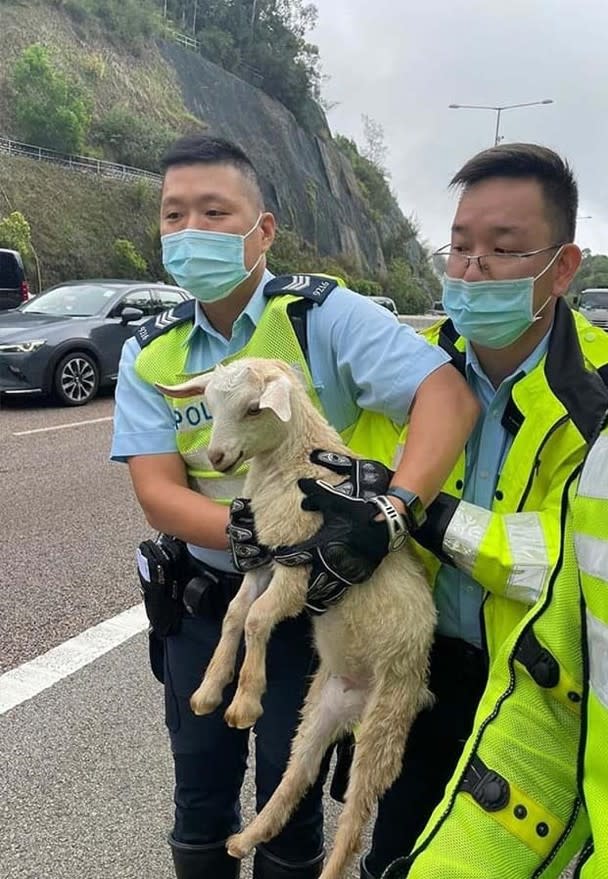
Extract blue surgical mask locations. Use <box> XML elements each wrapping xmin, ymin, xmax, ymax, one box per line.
<box><xmin>442</xmin><ymin>248</ymin><xmax>562</xmax><ymax>349</ymax></box>
<box><xmin>161</xmin><ymin>214</ymin><xmax>263</xmax><ymax>303</ymax></box>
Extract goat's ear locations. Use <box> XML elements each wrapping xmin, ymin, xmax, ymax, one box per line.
<box><xmin>155</xmin><ymin>373</ymin><xmax>211</xmax><ymax>398</ymax></box>
<box><xmin>259</xmin><ymin>375</ymin><xmax>292</xmax><ymax>422</ymax></box>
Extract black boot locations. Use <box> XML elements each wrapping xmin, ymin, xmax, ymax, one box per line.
<box><xmin>169</xmin><ymin>835</ymin><xmax>240</xmax><ymax>878</ymax></box>
<box><xmin>253</xmin><ymin>846</ymin><xmax>324</xmax><ymax>878</ymax></box>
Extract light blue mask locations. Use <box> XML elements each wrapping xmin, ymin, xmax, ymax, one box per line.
<box><xmin>442</xmin><ymin>250</ymin><xmax>561</xmax><ymax>349</ymax></box>
<box><xmin>161</xmin><ymin>214</ymin><xmax>263</xmax><ymax>303</ymax></box>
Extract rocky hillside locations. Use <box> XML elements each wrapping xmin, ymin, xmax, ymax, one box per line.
<box><xmin>0</xmin><ymin>0</ymin><xmax>436</xmax><ymax>304</ymax></box>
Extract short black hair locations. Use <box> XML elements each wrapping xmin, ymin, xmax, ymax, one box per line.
<box><xmin>161</xmin><ymin>134</ymin><xmax>264</xmax><ymax>208</ymax></box>
<box><xmin>450</xmin><ymin>143</ymin><xmax>578</xmax><ymax>242</ymax></box>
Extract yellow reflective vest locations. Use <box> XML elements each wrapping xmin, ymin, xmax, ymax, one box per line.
<box><xmin>133</xmin><ymin>276</ymin><xmax>402</xmax><ymax>504</ymax></box>
<box><xmin>384</xmin><ymin>301</ymin><xmax>608</xmax><ymax>879</ymax></box>
<box><xmin>572</xmin><ymin>415</ymin><xmax>608</xmax><ymax>879</ymax></box>
<box><xmin>411</xmin><ymin>299</ymin><xmax>608</xmax><ymax>663</ymax></box>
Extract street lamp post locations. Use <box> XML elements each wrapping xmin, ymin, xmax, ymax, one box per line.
<box><xmin>448</xmin><ymin>100</ymin><xmax>554</xmax><ymax>145</ymax></box>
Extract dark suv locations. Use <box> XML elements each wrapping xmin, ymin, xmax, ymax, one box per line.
<box><xmin>0</xmin><ymin>249</ymin><xmax>30</xmax><ymax>310</ymax></box>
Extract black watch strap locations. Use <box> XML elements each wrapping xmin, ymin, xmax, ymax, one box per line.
<box><xmin>385</xmin><ymin>487</ymin><xmax>427</xmax><ymax>531</ymax></box>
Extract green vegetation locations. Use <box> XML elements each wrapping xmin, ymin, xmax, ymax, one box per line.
<box><xmin>9</xmin><ymin>43</ymin><xmax>92</xmax><ymax>153</ymax></box>
<box><xmin>113</xmin><ymin>238</ymin><xmax>148</xmax><ymax>278</ymax></box>
<box><xmin>570</xmin><ymin>250</ymin><xmax>608</xmax><ymax>296</ymax></box>
<box><xmin>0</xmin><ymin>3</ymin><xmax>439</xmax><ymax>311</ymax></box>
<box><xmin>0</xmin><ymin>155</ymin><xmax>163</xmax><ymax>291</ymax></box>
<box><xmin>0</xmin><ymin>211</ymin><xmax>33</xmax><ymax>258</ymax></box>
<box><xmin>50</xmin><ymin>0</ymin><xmax>324</xmax><ymax>131</ymax></box>
<box><xmin>91</xmin><ymin>108</ymin><xmax>174</xmax><ymax>172</ymax></box>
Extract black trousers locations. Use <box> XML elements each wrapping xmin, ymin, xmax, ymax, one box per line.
<box><xmin>365</xmin><ymin>634</ymin><xmax>488</xmax><ymax>878</ymax></box>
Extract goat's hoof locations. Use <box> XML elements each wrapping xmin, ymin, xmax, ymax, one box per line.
<box><xmin>226</xmin><ymin>832</ymin><xmax>254</xmax><ymax>859</ymax></box>
<box><xmin>190</xmin><ymin>682</ymin><xmax>222</xmax><ymax>716</ymax></box>
<box><xmin>224</xmin><ymin>694</ymin><xmax>263</xmax><ymax>729</ymax></box>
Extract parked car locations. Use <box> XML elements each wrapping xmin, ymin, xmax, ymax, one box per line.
<box><xmin>0</xmin><ymin>279</ymin><xmax>191</xmax><ymax>406</ymax></box>
<box><xmin>0</xmin><ymin>248</ymin><xmax>30</xmax><ymax>311</ymax></box>
<box><xmin>370</xmin><ymin>295</ymin><xmax>399</xmax><ymax>316</ymax></box>
<box><xmin>573</xmin><ymin>288</ymin><xmax>608</xmax><ymax>331</ymax></box>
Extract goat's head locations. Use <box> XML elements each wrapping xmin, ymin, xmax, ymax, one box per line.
<box><xmin>157</xmin><ymin>358</ymin><xmax>301</xmax><ymax>472</ymax></box>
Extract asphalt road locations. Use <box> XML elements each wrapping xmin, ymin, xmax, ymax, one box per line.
<box><xmin>0</xmin><ymin>391</ymin><xmax>577</xmax><ymax>879</ymax></box>
<box><xmin>0</xmin><ymin>392</ymin><xmax>368</xmax><ymax>879</ymax></box>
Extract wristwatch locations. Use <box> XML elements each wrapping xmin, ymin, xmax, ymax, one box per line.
<box><xmin>385</xmin><ymin>487</ymin><xmax>427</xmax><ymax>531</ymax></box>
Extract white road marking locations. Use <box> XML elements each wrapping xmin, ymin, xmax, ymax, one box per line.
<box><xmin>13</xmin><ymin>415</ymin><xmax>113</xmax><ymax>436</ymax></box>
<box><xmin>0</xmin><ymin>604</ymin><xmax>147</xmax><ymax>716</ymax></box>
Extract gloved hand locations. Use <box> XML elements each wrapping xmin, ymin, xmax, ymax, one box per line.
<box><xmin>227</xmin><ymin>498</ymin><xmax>272</xmax><ymax>573</ymax></box>
<box><xmin>273</xmin><ymin>451</ymin><xmax>407</xmax><ymax>614</ymax></box>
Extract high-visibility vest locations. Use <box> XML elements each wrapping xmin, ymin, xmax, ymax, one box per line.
<box><xmin>571</xmin><ymin>416</ymin><xmax>608</xmax><ymax>879</ymax></box>
<box><xmin>384</xmin><ymin>302</ymin><xmax>608</xmax><ymax>879</ymax></box>
<box><xmin>134</xmin><ymin>275</ymin><xmax>404</xmax><ymax>504</ymax></box>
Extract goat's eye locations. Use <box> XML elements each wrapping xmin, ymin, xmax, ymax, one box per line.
<box><xmin>247</xmin><ymin>404</ymin><xmax>262</xmax><ymax>416</ymax></box>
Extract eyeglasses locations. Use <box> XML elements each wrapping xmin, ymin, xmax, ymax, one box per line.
<box><xmin>433</xmin><ymin>243</ymin><xmax>566</xmax><ymax>279</ymax></box>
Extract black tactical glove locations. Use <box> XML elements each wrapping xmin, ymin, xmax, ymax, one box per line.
<box><xmin>227</xmin><ymin>497</ymin><xmax>272</xmax><ymax>573</ymax></box>
<box><xmin>273</xmin><ymin>451</ymin><xmax>407</xmax><ymax>614</ymax></box>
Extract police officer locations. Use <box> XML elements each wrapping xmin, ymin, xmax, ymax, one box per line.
<box><xmin>111</xmin><ymin>134</ymin><xmax>478</xmax><ymax>879</ymax></box>
<box><xmin>571</xmin><ymin>412</ymin><xmax>608</xmax><ymax>879</ymax></box>
<box><xmin>276</xmin><ymin>143</ymin><xmax>608</xmax><ymax>878</ymax></box>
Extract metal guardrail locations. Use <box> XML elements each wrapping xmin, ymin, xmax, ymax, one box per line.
<box><xmin>167</xmin><ymin>28</ymin><xmax>200</xmax><ymax>50</ymax></box>
<box><xmin>0</xmin><ymin>136</ymin><xmax>162</xmax><ymax>185</ymax></box>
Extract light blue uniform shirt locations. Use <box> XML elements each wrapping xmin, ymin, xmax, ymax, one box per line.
<box><xmin>434</xmin><ymin>330</ymin><xmax>551</xmax><ymax>648</ymax></box>
<box><xmin>111</xmin><ymin>270</ymin><xmax>450</xmax><ymax>570</ymax></box>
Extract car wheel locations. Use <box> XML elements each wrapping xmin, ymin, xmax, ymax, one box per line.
<box><xmin>53</xmin><ymin>351</ymin><xmax>99</xmax><ymax>406</ymax></box>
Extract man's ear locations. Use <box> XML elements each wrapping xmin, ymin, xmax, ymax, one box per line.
<box><xmin>259</xmin><ymin>375</ymin><xmax>292</xmax><ymax>422</ymax></box>
<box><xmin>156</xmin><ymin>373</ymin><xmax>211</xmax><ymax>398</ymax></box>
<box><xmin>553</xmin><ymin>243</ymin><xmax>582</xmax><ymax>297</ymax></box>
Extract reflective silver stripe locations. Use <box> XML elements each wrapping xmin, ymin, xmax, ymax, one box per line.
<box><xmin>586</xmin><ymin>609</ymin><xmax>608</xmax><ymax>710</ymax></box>
<box><xmin>443</xmin><ymin>501</ymin><xmax>492</xmax><ymax>576</ymax></box>
<box><xmin>575</xmin><ymin>532</ymin><xmax>608</xmax><ymax>582</ymax></box>
<box><xmin>190</xmin><ymin>475</ymin><xmax>247</xmax><ymax>500</ymax></box>
<box><xmin>391</xmin><ymin>443</ymin><xmax>405</xmax><ymax>470</ymax></box>
<box><xmin>578</xmin><ymin>434</ymin><xmax>608</xmax><ymax>500</ymax></box>
<box><xmin>504</xmin><ymin>513</ymin><xmax>549</xmax><ymax>604</ymax></box>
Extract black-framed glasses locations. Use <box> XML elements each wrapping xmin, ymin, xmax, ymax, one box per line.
<box><xmin>433</xmin><ymin>243</ymin><xmax>566</xmax><ymax>278</ymax></box>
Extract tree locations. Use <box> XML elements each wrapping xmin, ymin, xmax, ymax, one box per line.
<box><xmin>570</xmin><ymin>250</ymin><xmax>608</xmax><ymax>296</ymax></box>
<box><xmin>361</xmin><ymin>115</ymin><xmax>388</xmax><ymax>175</ymax></box>
<box><xmin>91</xmin><ymin>108</ymin><xmax>174</xmax><ymax>172</ymax></box>
<box><xmin>10</xmin><ymin>44</ymin><xmax>92</xmax><ymax>154</ymax></box>
<box><xmin>113</xmin><ymin>239</ymin><xmax>148</xmax><ymax>278</ymax></box>
<box><xmin>0</xmin><ymin>211</ymin><xmax>33</xmax><ymax>258</ymax></box>
<box><xmin>386</xmin><ymin>258</ymin><xmax>431</xmax><ymax>315</ymax></box>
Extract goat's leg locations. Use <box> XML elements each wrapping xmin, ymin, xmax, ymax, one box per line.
<box><xmin>224</xmin><ymin>566</ymin><xmax>308</xmax><ymax>730</ymax></box>
<box><xmin>227</xmin><ymin>667</ymin><xmax>358</xmax><ymax>859</ymax></box>
<box><xmin>320</xmin><ymin>676</ymin><xmax>429</xmax><ymax>879</ymax></box>
<box><xmin>190</xmin><ymin>568</ymin><xmax>272</xmax><ymax>716</ymax></box>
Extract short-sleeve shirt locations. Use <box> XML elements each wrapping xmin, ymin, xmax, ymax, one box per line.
<box><xmin>111</xmin><ymin>270</ymin><xmax>451</xmax><ymax>569</ymax></box>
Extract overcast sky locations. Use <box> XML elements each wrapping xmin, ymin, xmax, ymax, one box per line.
<box><xmin>312</xmin><ymin>0</ymin><xmax>606</xmax><ymax>255</ymax></box>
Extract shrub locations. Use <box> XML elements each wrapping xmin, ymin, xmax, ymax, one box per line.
<box><xmin>0</xmin><ymin>211</ymin><xmax>33</xmax><ymax>258</ymax></box>
<box><xmin>10</xmin><ymin>44</ymin><xmax>92</xmax><ymax>154</ymax></box>
<box><xmin>113</xmin><ymin>238</ymin><xmax>148</xmax><ymax>278</ymax></box>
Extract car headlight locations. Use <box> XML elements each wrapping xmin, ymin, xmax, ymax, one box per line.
<box><xmin>0</xmin><ymin>339</ymin><xmax>46</xmax><ymax>354</ymax></box>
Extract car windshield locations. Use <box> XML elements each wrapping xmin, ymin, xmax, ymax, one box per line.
<box><xmin>580</xmin><ymin>291</ymin><xmax>608</xmax><ymax>309</ymax></box>
<box><xmin>20</xmin><ymin>283</ymin><xmax>123</xmax><ymax>316</ymax></box>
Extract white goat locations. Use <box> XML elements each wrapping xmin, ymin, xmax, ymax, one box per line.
<box><xmin>158</xmin><ymin>357</ymin><xmax>436</xmax><ymax>879</ymax></box>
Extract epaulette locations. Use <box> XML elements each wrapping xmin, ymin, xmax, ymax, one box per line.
<box><xmin>264</xmin><ymin>274</ymin><xmax>338</xmax><ymax>305</ymax></box>
<box><xmin>135</xmin><ymin>298</ymin><xmax>196</xmax><ymax>349</ymax></box>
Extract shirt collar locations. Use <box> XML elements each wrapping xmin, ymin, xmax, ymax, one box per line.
<box><xmin>465</xmin><ymin>324</ymin><xmax>552</xmax><ymax>391</ymax></box>
<box><xmin>183</xmin><ymin>269</ymin><xmax>275</xmax><ymax>346</ymax></box>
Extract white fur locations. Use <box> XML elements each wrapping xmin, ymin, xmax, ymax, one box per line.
<box><xmin>159</xmin><ymin>358</ymin><xmax>436</xmax><ymax>879</ymax></box>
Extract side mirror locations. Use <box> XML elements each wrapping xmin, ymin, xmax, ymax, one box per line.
<box><xmin>119</xmin><ymin>306</ymin><xmax>145</xmax><ymax>325</ymax></box>
<box><xmin>571</xmin><ymin>295</ymin><xmax>580</xmax><ymax>308</ymax></box>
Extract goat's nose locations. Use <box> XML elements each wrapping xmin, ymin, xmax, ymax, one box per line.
<box><xmin>208</xmin><ymin>448</ymin><xmax>225</xmax><ymax>469</ymax></box>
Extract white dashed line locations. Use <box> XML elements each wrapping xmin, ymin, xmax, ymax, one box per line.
<box><xmin>0</xmin><ymin>604</ymin><xmax>147</xmax><ymax>716</ymax></box>
<box><xmin>13</xmin><ymin>415</ymin><xmax>113</xmax><ymax>436</ymax></box>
